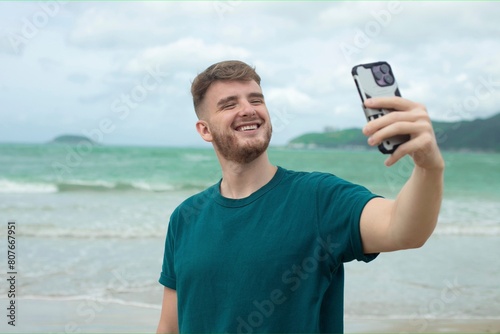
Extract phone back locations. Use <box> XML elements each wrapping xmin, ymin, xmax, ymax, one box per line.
<box><xmin>352</xmin><ymin>61</ymin><xmax>409</xmax><ymax>154</ymax></box>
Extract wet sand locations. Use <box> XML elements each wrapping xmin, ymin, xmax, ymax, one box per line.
<box><xmin>4</xmin><ymin>298</ymin><xmax>499</xmax><ymax>333</ymax></box>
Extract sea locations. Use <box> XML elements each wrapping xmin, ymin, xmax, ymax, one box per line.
<box><xmin>0</xmin><ymin>142</ymin><xmax>499</xmax><ymax>331</ymax></box>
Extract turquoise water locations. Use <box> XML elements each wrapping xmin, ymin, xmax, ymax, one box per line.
<box><xmin>0</xmin><ymin>142</ymin><xmax>499</xmax><ymax>325</ymax></box>
<box><xmin>2</xmin><ymin>143</ymin><xmax>499</xmax><ymax>198</ymax></box>
<box><xmin>1</xmin><ymin>143</ymin><xmax>499</xmax><ymax>235</ymax></box>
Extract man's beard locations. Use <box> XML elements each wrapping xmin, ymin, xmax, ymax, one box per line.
<box><xmin>211</xmin><ymin>123</ymin><xmax>272</xmax><ymax>164</ymax></box>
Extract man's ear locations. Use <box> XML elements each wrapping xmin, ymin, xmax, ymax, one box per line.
<box><xmin>196</xmin><ymin>120</ymin><xmax>213</xmax><ymax>142</ymax></box>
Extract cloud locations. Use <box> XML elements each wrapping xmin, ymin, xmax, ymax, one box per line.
<box><xmin>319</xmin><ymin>2</ymin><xmax>399</xmax><ymax>29</ymax></box>
<box><xmin>124</xmin><ymin>38</ymin><xmax>251</xmax><ymax>74</ymax></box>
<box><xmin>382</xmin><ymin>3</ymin><xmax>499</xmax><ymax>45</ymax></box>
<box><xmin>65</xmin><ymin>2</ymin><xmax>241</xmax><ymax>50</ymax></box>
<box><xmin>78</xmin><ymin>92</ymin><xmax>110</xmax><ymax>105</ymax></box>
<box><xmin>0</xmin><ymin>30</ymin><xmax>20</xmax><ymax>56</ymax></box>
<box><xmin>0</xmin><ymin>1</ymin><xmax>71</xmax><ymax>56</ymax></box>
<box><xmin>67</xmin><ymin>4</ymin><xmax>176</xmax><ymax>49</ymax></box>
<box><xmin>266</xmin><ymin>87</ymin><xmax>318</xmax><ymax>114</ymax></box>
<box><xmin>38</xmin><ymin>56</ymin><xmax>61</xmax><ymax>71</ymax></box>
<box><xmin>67</xmin><ymin>73</ymin><xmax>90</xmax><ymax>84</ymax></box>
<box><xmin>1</xmin><ymin>1</ymin><xmax>499</xmax><ymax>146</ymax></box>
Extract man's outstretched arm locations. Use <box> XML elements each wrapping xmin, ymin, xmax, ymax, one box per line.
<box><xmin>360</xmin><ymin>97</ymin><xmax>445</xmax><ymax>253</ymax></box>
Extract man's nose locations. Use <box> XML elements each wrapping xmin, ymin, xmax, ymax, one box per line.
<box><xmin>239</xmin><ymin>100</ymin><xmax>256</xmax><ymax>117</ymax></box>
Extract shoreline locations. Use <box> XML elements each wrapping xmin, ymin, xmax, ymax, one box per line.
<box><xmin>2</xmin><ymin>298</ymin><xmax>499</xmax><ymax>333</ymax></box>
<box><xmin>346</xmin><ymin>318</ymin><xmax>500</xmax><ymax>333</ymax></box>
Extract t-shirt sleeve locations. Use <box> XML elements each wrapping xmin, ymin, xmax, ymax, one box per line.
<box><xmin>316</xmin><ymin>174</ymin><xmax>380</xmax><ymax>266</ymax></box>
<box><xmin>159</xmin><ymin>211</ymin><xmax>177</xmax><ymax>290</ymax></box>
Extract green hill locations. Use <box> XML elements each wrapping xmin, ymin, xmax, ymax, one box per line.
<box><xmin>433</xmin><ymin>113</ymin><xmax>500</xmax><ymax>152</ymax></box>
<box><xmin>289</xmin><ymin>128</ymin><xmax>367</xmax><ymax>149</ymax></box>
<box><xmin>49</xmin><ymin>135</ymin><xmax>96</xmax><ymax>145</ymax></box>
<box><xmin>288</xmin><ymin>113</ymin><xmax>500</xmax><ymax>152</ymax></box>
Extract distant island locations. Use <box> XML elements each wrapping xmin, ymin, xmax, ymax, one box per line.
<box><xmin>288</xmin><ymin>112</ymin><xmax>500</xmax><ymax>152</ymax></box>
<box><xmin>49</xmin><ymin>135</ymin><xmax>96</xmax><ymax>145</ymax></box>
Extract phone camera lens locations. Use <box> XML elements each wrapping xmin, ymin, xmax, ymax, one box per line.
<box><xmin>380</xmin><ymin>64</ymin><xmax>390</xmax><ymax>74</ymax></box>
<box><xmin>383</xmin><ymin>74</ymin><xmax>394</xmax><ymax>85</ymax></box>
<box><xmin>373</xmin><ymin>69</ymin><xmax>383</xmax><ymax>80</ymax></box>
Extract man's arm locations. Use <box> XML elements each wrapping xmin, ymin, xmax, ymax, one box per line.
<box><xmin>360</xmin><ymin>97</ymin><xmax>445</xmax><ymax>253</ymax></box>
<box><xmin>156</xmin><ymin>287</ymin><xmax>179</xmax><ymax>334</ymax></box>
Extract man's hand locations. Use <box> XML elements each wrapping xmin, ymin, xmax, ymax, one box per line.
<box><xmin>362</xmin><ymin>97</ymin><xmax>445</xmax><ymax>170</ymax></box>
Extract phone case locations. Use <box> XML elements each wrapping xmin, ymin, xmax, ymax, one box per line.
<box><xmin>352</xmin><ymin>61</ymin><xmax>410</xmax><ymax>154</ymax></box>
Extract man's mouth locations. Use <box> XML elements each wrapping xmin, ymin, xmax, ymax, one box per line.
<box><xmin>235</xmin><ymin>123</ymin><xmax>260</xmax><ymax>132</ymax></box>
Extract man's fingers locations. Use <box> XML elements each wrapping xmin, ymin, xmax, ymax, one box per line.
<box><xmin>364</xmin><ymin>96</ymin><xmax>423</xmax><ymax>111</ymax></box>
<box><xmin>384</xmin><ymin>142</ymin><xmax>410</xmax><ymax>166</ymax></box>
<box><xmin>367</xmin><ymin>120</ymin><xmax>430</xmax><ymax>147</ymax></box>
<box><xmin>363</xmin><ymin>107</ymin><xmax>429</xmax><ymax>137</ymax></box>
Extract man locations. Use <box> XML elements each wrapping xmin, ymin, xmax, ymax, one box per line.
<box><xmin>157</xmin><ymin>60</ymin><xmax>444</xmax><ymax>333</ymax></box>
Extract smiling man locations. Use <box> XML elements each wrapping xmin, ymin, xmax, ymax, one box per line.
<box><xmin>157</xmin><ymin>60</ymin><xmax>444</xmax><ymax>333</ymax></box>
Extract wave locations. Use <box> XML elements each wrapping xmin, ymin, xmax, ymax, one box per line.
<box><xmin>17</xmin><ymin>295</ymin><xmax>500</xmax><ymax>319</ymax></box>
<box><xmin>181</xmin><ymin>153</ymin><xmax>214</xmax><ymax>162</ymax></box>
<box><xmin>56</xmin><ymin>180</ymin><xmax>176</xmax><ymax>193</ymax></box>
<box><xmin>15</xmin><ymin>226</ymin><xmax>165</xmax><ymax>239</ymax></box>
<box><xmin>0</xmin><ymin>179</ymin><xmax>189</xmax><ymax>194</ymax></box>
<box><xmin>344</xmin><ymin>313</ymin><xmax>500</xmax><ymax>320</ymax></box>
<box><xmin>8</xmin><ymin>222</ymin><xmax>500</xmax><ymax>239</ymax></box>
<box><xmin>19</xmin><ymin>295</ymin><xmax>161</xmax><ymax>310</ymax></box>
<box><xmin>0</xmin><ymin>179</ymin><xmax>58</xmax><ymax>193</ymax></box>
<box><xmin>433</xmin><ymin>224</ymin><xmax>500</xmax><ymax>236</ymax></box>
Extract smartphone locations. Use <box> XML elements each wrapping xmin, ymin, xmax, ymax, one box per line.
<box><xmin>352</xmin><ymin>61</ymin><xmax>410</xmax><ymax>154</ymax></box>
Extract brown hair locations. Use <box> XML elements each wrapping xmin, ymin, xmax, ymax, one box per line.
<box><xmin>191</xmin><ymin>60</ymin><xmax>261</xmax><ymax>117</ymax></box>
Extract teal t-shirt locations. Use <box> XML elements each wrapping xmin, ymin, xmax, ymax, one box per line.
<box><xmin>159</xmin><ymin>167</ymin><xmax>379</xmax><ymax>333</ymax></box>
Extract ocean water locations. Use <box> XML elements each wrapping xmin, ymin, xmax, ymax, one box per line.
<box><xmin>0</xmin><ymin>143</ymin><xmax>499</xmax><ymax>329</ymax></box>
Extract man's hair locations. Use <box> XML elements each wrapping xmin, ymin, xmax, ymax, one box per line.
<box><xmin>191</xmin><ymin>60</ymin><xmax>261</xmax><ymax>117</ymax></box>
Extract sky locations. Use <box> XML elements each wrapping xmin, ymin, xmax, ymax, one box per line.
<box><xmin>0</xmin><ymin>1</ymin><xmax>499</xmax><ymax>147</ymax></box>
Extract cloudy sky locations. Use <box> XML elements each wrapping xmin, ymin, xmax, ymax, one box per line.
<box><xmin>1</xmin><ymin>1</ymin><xmax>499</xmax><ymax>147</ymax></box>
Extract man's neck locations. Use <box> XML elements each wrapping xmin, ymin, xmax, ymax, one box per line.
<box><xmin>218</xmin><ymin>152</ymin><xmax>277</xmax><ymax>199</ymax></box>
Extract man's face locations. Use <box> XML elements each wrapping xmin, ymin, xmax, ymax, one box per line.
<box><xmin>197</xmin><ymin>80</ymin><xmax>272</xmax><ymax>164</ymax></box>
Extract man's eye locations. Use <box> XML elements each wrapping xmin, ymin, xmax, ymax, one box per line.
<box><xmin>251</xmin><ymin>100</ymin><xmax>263</xmax><ymax>105</ymax></box>
<box><xmin>223</xmin><ymin>103</ymin><xmax>236</xmax><ymax>110</ymax></box>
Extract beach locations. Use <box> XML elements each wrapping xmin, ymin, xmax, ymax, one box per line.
<box><xmin>4</xmin><ymin>298</ymin><xmax>500</xmax><ymax>333</ymax></box>
<box><xmin>2</xmin><ymin>226</ymin><xmax>499</xmax><ymax>333</ymax></box>
<box><xmin>1</xmin><ymin>144</ymin><xmax>499</xmax><ymax>332</ymax></box>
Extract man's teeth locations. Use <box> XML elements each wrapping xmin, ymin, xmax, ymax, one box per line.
<box><xmin>238</xmin><ymin>124</ymin><xmax>258</xmax><ymax>131</ymax></box>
